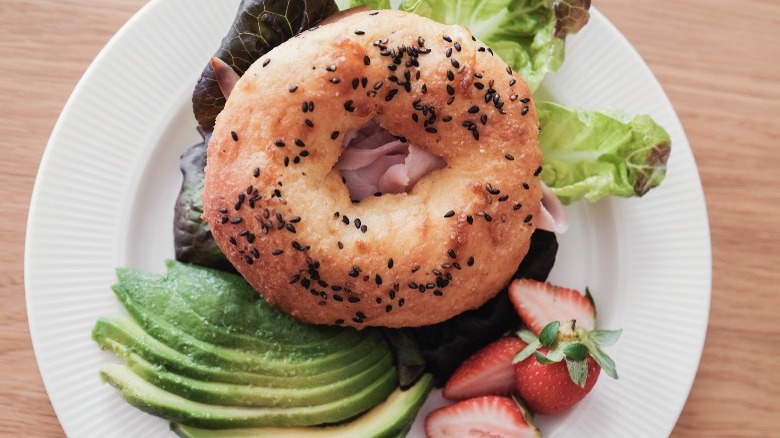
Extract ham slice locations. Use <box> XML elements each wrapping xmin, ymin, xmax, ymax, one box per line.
<box><xmin>335</xmin><ymin>121</ymin><xmax>446</xmax><ymax>200</ymax></box>
<box><xmin>537</xmin><ymin>183</ymin><xmax>569</xmax><ymax>234</ymax></box>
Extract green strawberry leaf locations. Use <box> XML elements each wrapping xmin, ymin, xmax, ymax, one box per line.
<box><xmin>539</xmin><ymin>321</ymin><xmax>560</xmax><ymax>347</ymax></box>
<box><xmin>589</xmin><ymin>344</ymin><xmax>619</xmax><ymax>379</ymax></box>
<box><xmin>563</xmin><ymin>342</ymin><xmax>589</xmax><ymax>361</ymax></box>
<box><xmin>534</xmin><ymin>350</ymin><xmax>558</xmax><ymax>365</ymax></box>
<box><xmin>512</xmin><ymin>339</ymin><xmax>541</xmax><ymax>364</ymax></box>
<box><xmin>516</xmin><ymin>329</ymin><xmax>539</xmax><ymax>345</ymax></box>
<box><xmin>585</xmin><ymin>287</ymin><xmax>597</xmax><ymax>319</ymax></box>
<box><xmin>590</xmin><ymin>329</ymin><xmax>622</xmax><ymax>347</ymax></box>
<box><xmin>565</xmin><ymin>357</ymin><xmax>589</xmax><ymax>387</ymax></box>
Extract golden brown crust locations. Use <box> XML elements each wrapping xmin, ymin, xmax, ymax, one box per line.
<box><xmin>202</xmin><ymin>10</ymin><xmax>542</xmax><ymax>328</ymax></box>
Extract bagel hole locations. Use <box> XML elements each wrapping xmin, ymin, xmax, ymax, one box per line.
<box><xmin>334</xmin><ymin>120</ymin><xmax>447</xmax><ymax>201</ymax></box>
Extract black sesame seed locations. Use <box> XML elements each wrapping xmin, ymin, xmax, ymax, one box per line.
<box><xmin>302</xmin><ymin>101</ymin><xmax>309</xmax><ymax>113</ymax></box>
<box><xmin>474</xmin><ymin>82</ymin><xmax>484</xmax><ymax>90</ymax></box>
<box><xmin>286</xmin><ymin>223</ymin><xmax>296</xmax><ymax>233</ymax></box>
<box><xmin>360</xmin><ymin>225</ymin><xmax>367</xmax><ymax>233</ymax></box>
<box><xmin>535</xmin><ymin>166</ymin><xmax>543</xmax><ymax>176</ymax></box>
<box><xmin>445</xmin><ymin>47</ymin><xmax>452</xmax><ymax>58</ymax></box>
<box><xmin>348</xmin><ymin>296</ymin><xmax>360</xmax><ymax>303</ymax></box>
<box><xmin>300</xmin><ymin>150</ymin><xmax>309</xmax><ymax>157</ymax></box>
<box><xmin>443</xmin><ymin>35</ymin><xmax>452</xmax><ymax>42</ymax></box>
<box><xmin>344</xmin><ymin>100</ymin><xmax>355</xmax><ymax>112</ymax></box>
<box><xmin>447</xmin><ymin>96</ymin><xmax>455</xmax><ymax>105</ymax></box>
<box><xmin>522</xmin><ymin>106</ymin><xmax>530</xmax><ymax>115</ymax></box>
<box><xmin>219</xmin><ymin>207</ymin><xmax>228</xmax><ymax>214</ymax></box>
<box><xmin>468</xmin><ymin>105</ymin><xmax>479</xmax><ymax>114</ymax></box>
<box><xmin>412</xmin><ymin>113</ymin><xmax>419</xmax><ymax>122</ymax></box>
<box><xmin>338</xmin><ymin>241</ymin><xmax>344</xmax><ymax>249</ymax></box>
<box><xmin>274</xmin><ymin>139</ymin><xmax>285</xmax><ymax>147</ymax></box>
<box><xmin>352</xmin><ymin>77</ymin><xmax>359</xmax><ymax>89</ymax></box>
<box><xmin>434</xmin><ymin>290</ymin><xmax>443</xmax><ymax>296</ymax></box>
<box><xmin>478</xmin><ymin>47</ymin><xmax>486</xmax><ymax>52</ymax></box>
<box><xmin>245</xmin><ymin>255</ymin><xmax>254</xmax><ymax>265</ymax></box>
<box><xmin>399</xmin><ymin>298</ymin><xmax>405</xmax><ymax>307</ymax></box>
<box><xmin>331</xmin><ymin>131</ymin><xmax>340</xmax><ymax>140</ymax></box>
<box><xmin>498</xmin><ymin>194</ymin><xmax>509</xmax><ymax>202</ymax></box>
<box><xmin>253</xmin><ymin>167</ymin><xmax>260</xmax><ymax>177</ymax></box>
<box><xmin>484</xmin><ymin>213</ymin><xmax>492</xmax><ymax>222</ymax></box>
<box><xmin>505</xmin><ymin>153</ymin><xmax>515</xmax><ymax>161</ymax></box>
<box><xmin>472</xmin><ymin>129</ymin><xmax>480</xmax><ymax>140</ymax></box>
<box><xmin>262</xmin><ymin>59</ymin><xmax>271</xmax><ymax>67</ymax></box>
<box><xmin>442</xmin><ymin>116</ymin><xmax>452</xmax><ymax>122</ymax></box>
<box><xmin>426</xmin><ymin>127</ymin><xmax>438</xmax><ymax>134</ymax></box>
<box><xmin>342</xmin><ymin>215</ymin><xmax>350</xmax><ymax>225</ymax></box>
<box><xmin>326</xmin><ymin>65</ymin><xmax>337</xmax><ymax>72</ymax></box>
<box><xmin>447</xmin><ymin>70</ymin><xmax>455</xmax><ymax>81</ymax></box>
<box><xmin>375</xmin><ymin>274</ymin><xmax>382</xmax><ymax>285</ymax></box>
<box><xmin>385</xmin><ymin>89</ymin><xmax>398</xmax><ymax>101</ymax></box>
<box><xmin>231</xmin><ymin>131</ymin><xmax>238</xmax><ymax>141</ymax></box>
<box><xmin>354</xmin><ymin>218</ymin><xmax>362</xmax><ymax>229</ymax></box>
<box><xmin>388</xmin><ymin>258</ymin><xmax>394</xmax><ymax>269</ymax></box>
<box><xmin>481</xmin><ymin>114</ymin><xmax>488</xmax><ymax>125</ymax></box>
<box><xmin>524</xmin><ymin>214</ymin><xmax>533</xmax><ymax>223</ymax></box>
<box><xmin>284</xmin><ymin>156</ymin><xmax>289</xmax><ymax>167</ymax></box>
<box><xmin>454</xmin><ymin>41</ymin><xmax>461</xmax><ymax>51</ymax></box>
<box><xmin>385</xmin><ymin>305</ymin><xmax>392</xmax><ymax>313</ymax></box>
<box><xmin>467</xmin><ymin>215</ymin><xmax>473</xmax><ymax>224</ymax></box>
<box><xmin>364</xmin><ymin>55</ymin><xmax>371</xmax><ymax>66</ymax></box>
<box><xmin>520</xmin><ymin>97</ymin><xmax>531</xmax><ymax>103</ymax></box>
<box><xmin>289</xmin><ymin>85</ymin><xmax>298</xmax><ymax>92</ymax></box>
<box><xmin>444</xmin><ymin>210</ymin><xmax>455</xmax><ymax>218</ymax></box>
<box><xmin>448</xmin><ymin>249</ymin><xmax>457</xmax><ymax>258</ymax></box>
<box><xmin>451</xmin><ymin>59</ymin><xmax>460</xmax><ymax>69</ymax></box>
<box><xmin>305</xmin><ymin>118</ymin><xmax>314</xmax><ymax>127</ymax></box>
<box><xmin>446</xmin><ymin>84</ymin><xmax>455</xmax><ymax>95</ymax></box>
<box><xmin>509</xmin><ymin>79</ymin><xmax>517</xmax><ymax>86</ymax></box>
<box><xmin>221</xmin><ymin>215</ymin><xmax>228</xmax><ymax>224</ymax></box>
<box><xmin>523</xmin><ymin>182</ymin><xmax>530</xmax><ymax>190</ymax></box>
<box><xmin>354</xmin><ymin>30</ymin><xmax>365</xmax><ymax>35</ymax></box>
<box><xmin>230</xmin><ymin>217</ymin><xmax>242</xmax><ymax>224</ymax></box>
<box><xmin>362</xmin><ymin>77</ymin><xmax>368</xmax><ymax>88</ymax></box>
<box><xmin>272</xmin><ymin>249</ymin><xmax>283</xmax><ymax>256</ymax></box>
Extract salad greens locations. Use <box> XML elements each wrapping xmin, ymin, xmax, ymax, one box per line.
<box><xmin>173</xmin><ymin>136</ymin><xmax>234</xmax><ymax>272</ymax></box>
<box><xmin>537</xmin><ymin>102</ymin><xmax>672</xmax><ymax>204</ymax></box>
<box><xmin>340</xmin><ymin>0</ymin><xmax>591</xmax><ymax>92</ymax></box>
<box><xmin>192</xmin><ymin>0</ymin><xmax>340</xmax><ymax>131</ymax></box>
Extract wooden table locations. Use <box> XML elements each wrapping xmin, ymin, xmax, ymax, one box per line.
<box><xmin>2</xmin><ymin>0</ymin><xmax>778</xmax><ymax>436</ymax></box>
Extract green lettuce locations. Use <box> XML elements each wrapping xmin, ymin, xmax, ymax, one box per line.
<box><xmin>192</xmin><ymin>0</ymin><xmax>340</xmax><ymax>131</ymax></box>
<box><xmin>378</xmin><ymin>0</ymin><xmax>591</xmax><ymax>91</ymax></box>
<box><xmin>537</xmin><ymin>102</ymin><xmax>672</xmax><ymax>204</ymax></box>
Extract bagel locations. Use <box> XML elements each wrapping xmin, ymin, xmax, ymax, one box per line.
<box><xmin>202</xmin><ymin>9</ymin><xmax>542</xmax><ymax>328</ymax></box>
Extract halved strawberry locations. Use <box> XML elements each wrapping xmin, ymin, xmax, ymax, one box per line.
<box><xmin>508</xmin><ymin>278</ymin><xmax>596</xmax><ymax>335</ymax></box>
<box><xmin>443</xmin><ymin>337</ymin><xmax>527</xmax><ymax>400</ymax></box>
<box><xmin>425</xmin><ymin>396</ymin><xmax>540</xmax><ymax>438</ymax></box>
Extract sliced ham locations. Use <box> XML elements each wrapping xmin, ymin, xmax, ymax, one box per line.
<box><xmin>336</xmin><ymin>121</ymin><xmax>446</xmax><ymax>200</ymax></box>
<box><xmin>537</xmin><ymin>183</ymin><xmax>569</xmax><ymax>234</ymax></box>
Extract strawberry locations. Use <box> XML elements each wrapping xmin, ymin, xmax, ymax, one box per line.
<box><xmin>425</xmin><ymin>396</ymin><xmax>540</xmax><ymax>438</ymax></box>
<box><xmin>508</xmin><ymin>278</ymin><xmax>596</xmax><ymax>335</ymax></box>
<box><xmin>514</xmin><ymin>347</ymin><xmax>601</xmax><ymax>414</ymax></box>
<box><xmin>443</xmin><ymin>337</ymin><xmax>527</xmax><ymax>401</ymax></box>
<box><xmin>509</xmin><ymin>278</ymin><xmax>621</xmax><ymax>415</ymax></box>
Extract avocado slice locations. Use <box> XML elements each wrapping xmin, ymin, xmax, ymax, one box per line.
<box><xmin>106</xmin><ymin>344</ymin><xmax>394</xmax><ymax>407</ymax></box>
<box><xmin>100</xmin><ymin>363</ymin><xmax>399</xmax><ymax>428</ymax></box>
<box><xmin>169</xmin><ymin>374</ymin><xmax>434</xmax><ymax>437</ymax></box>
<box><xmin>115</xmin><ymin>264</ymin><xmax>360</xmax><ymax>354</ymax></box>
<box><xmin>93</xmin><ymin>316</ymin><xmax>390</xmax><ymax>387</ymax></box>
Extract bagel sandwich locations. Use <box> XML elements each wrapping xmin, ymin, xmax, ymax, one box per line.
<box><xmin>202</xmin><ymin>9</ymin><xmax>543</xmax><ymax>328</ymax></box>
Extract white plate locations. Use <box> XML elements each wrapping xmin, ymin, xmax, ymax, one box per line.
<box><xmin>25</xmin><ymin>1</ymin><xmax>711</xmax><ymax>437</ymax></box>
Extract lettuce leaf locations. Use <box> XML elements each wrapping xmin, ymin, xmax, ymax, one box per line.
<box><xmin>537</xmin><ymin>101</ymin><xmax>672</xmax><ymax>204</ymax></box>
<box><xmin>173</xmin><ymin>135</ymin><xmax>235</xmax><ymax>272</ymax></box>
<box><xmin>192</xmin><ymin>0</ymin><xmax>340</xmax><ymax>131</ymax></box>
<box><xmin>392</xmin><ymin>0</ymin><xmax>590</xmax><ymax>91</ymax></box>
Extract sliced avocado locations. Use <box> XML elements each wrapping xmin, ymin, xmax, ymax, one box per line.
<box><xmin>100</xmin><ymin>363</ymin><xmax>398</xmax><ymax>428</ymax></box>
<box><xmin>115</xmin><ymin>265</ymin><xmax>360</xmax><ymax>354</ymax></box>
<box><xmin>111</xmin><ymin>345</ymin><xmax>394</xmax><ymax>407</ymax></box>
<box><xmin>170</xmin><ymin>374</ymin><xmax>433</xmax><ymax>438</ymax></box>
<box><xmin>93</xmin><ymin>316</ymin><xmax>389</xmax><ymax>387</ymax></box>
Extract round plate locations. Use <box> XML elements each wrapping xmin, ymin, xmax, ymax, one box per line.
<box><xmin>25</xmin><ymin>1</ymin><xmax>711</xmax><ymax>436</ymax></box>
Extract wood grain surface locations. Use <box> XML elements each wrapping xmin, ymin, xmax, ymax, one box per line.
<box><xmin>2</xmin><ymin>0</ymin><xmax>779</xmax><ymax>436</ymax></box>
